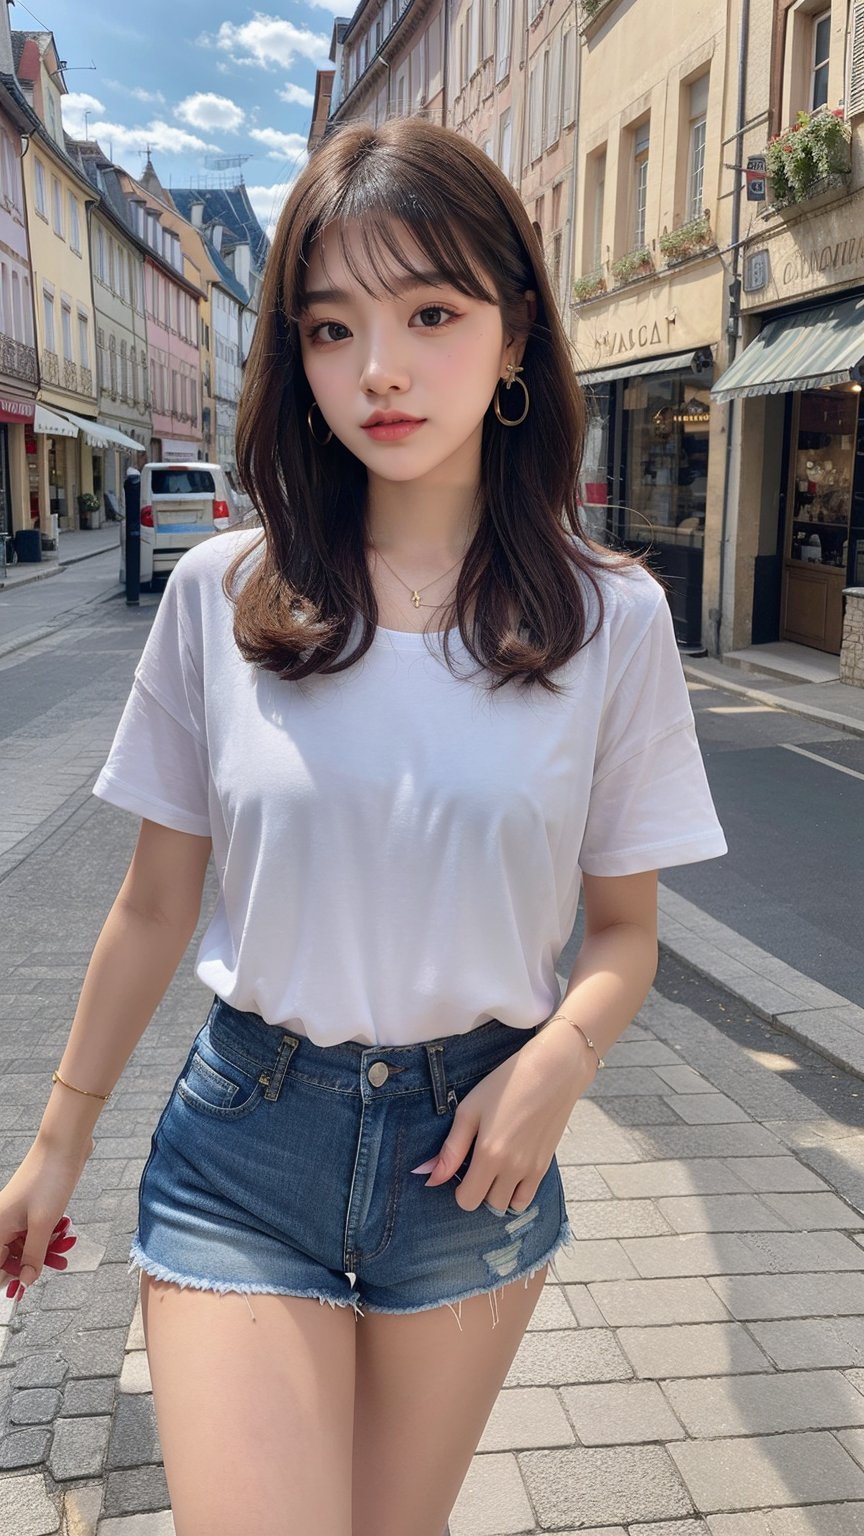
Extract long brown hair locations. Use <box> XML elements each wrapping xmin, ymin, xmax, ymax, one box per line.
<box><xmin>230</xmin><ymin>115</ymin><xmax>645</xmax><ymax>693</ymax></box>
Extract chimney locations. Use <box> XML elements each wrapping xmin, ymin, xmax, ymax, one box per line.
<box><xmin>210</xmin><ymin>222</ymin><xmax>223</xmax><ymax>254</ymax></box>
<box><xmin>0</xmin><ymin>1</ymin><xmax>14</xmax><ymax>76</ymax></box>
<box><xmin>190</xmin><ymin>199</ymin><xmax>204</xmax><ymax>228</ymax></box>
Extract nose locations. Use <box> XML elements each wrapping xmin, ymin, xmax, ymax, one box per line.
<box><xmin>357</xmin><ymin>328</ymin><xmax>411</xmax><ymax>397</ymax></box>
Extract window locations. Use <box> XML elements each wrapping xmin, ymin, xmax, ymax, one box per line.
<box><xmin>34</xmin><ymin>158</ymin><xmax>46</xmax><ymax>216</ymax></box>
<box><xmin>528</xmin><ymin>58</ymin><xmax>542</xmax><ymax>163</ymax></box>
<box><xmin>811</xmin><ymin>9</ymin><xmax>830</xmax><ymax>109</ymax></box>
<box><xmin>95</xmin><ymin>226</ymin><xmax>106</xmax><ymax>282</ymax></box>
<box><xmin>498</xmin><ymin>106</ymin><xmax>512</xmax><ymax>178</ymax></box>
<box><xmin>0</xmin><ymin>263</ymin><xmax>7</xmax><ymax>334</ymax></box>
<box><xmin>633</xmin><ymin>120</ymin><xmax>650</xmax><ymax>248</ymax></box>
<box><xmin>687</xmin><ymin>75</ymin><xmax>709</xmax><ymax>222</ymax></box>
<box><xmin>12</xmin><ymin>270</ymin><xmax>22</xmax><ymax>340</ymax></box>
<box><xmin>78</xmin><ymin>312</ymin><xmax>89</xmax><ymax>370</ymax></box>
<box><xmin>541</xmin><ymin>48</ymin><xmax>550</xmax><ymax>152</ymax></box>
<box><xmin>42</xmin><ymin>288</ymin><xmax>55</xmax><ymax>352</ymax></box>
<box><xmin>590</xmin><ymin>150</ymin><xmax>606</xmax><ymax>269</ymax></box>
<box><xmin>120</xmin><ymin>340</ymin><xmax>128</xmax><ymax>400</ymax></box>
<box><xmin>467</xmin><ymin>4</ymin><xmax>476</xmax><ymax>76</ymax></box>
<box><xmin>109</xmin><ymin>335</ymin><xmax>117</xmax><ymax>395</ymax></box>
<box><xmin>107</xmin><ymin>239</ymin><xmax>115</xmax><ymax>292</ymax></box>
<box><xmin>61</xmin><ymin>301</ymin><xmax>72</xmax><ymax>361</ymax></box>
<box><xmin>151</xmin><ymin>468</ymin><xmax>216</xmax><ymax>495</ymax></box>
<box><xmin>68</xmin><ymin>193</ymin><xmax>81</xmax><ymax>253</ymax></box>
<box><xmin>561</xmin><ymin>26</ymin><xmax>576</xmax><ymax>127</ymax></box>
<box><xmin>495</xmin><ymin>0</ymin><xmax>512</xmax><ymax>81</ymax></box>
<box><xmin>46</xmin><ymin>93</ymin><xmax>56</xmax><ymax>141</ymax></box>
<box><xmin>52</xmin><ymin>176</ymin><xmax>63</xmax><ymax>237</ymax></box>
<box><xmin>546</xmin><ymin>29</ymin><xmax>562</xmax><ymax>148</ymax></box>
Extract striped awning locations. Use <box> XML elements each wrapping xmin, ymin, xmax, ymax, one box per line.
<box><xmin>581</xmin><ymin>348</ymin><xmax>713</xmax><ymax>386</ymax></box>
<box><xmin>711</xmin><ymin>295</ymin><xmax>864</xmax><ymax>402</ymax></box>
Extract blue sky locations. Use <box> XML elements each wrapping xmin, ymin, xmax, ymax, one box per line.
<box><xmin>16</xmin><ymin>0</ymin><xmax>343</xmax><ymax>235</ymax></box>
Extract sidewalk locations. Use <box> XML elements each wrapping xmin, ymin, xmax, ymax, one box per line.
<box><xmin>1</xmin><ymin>525</ymin><xmax>121</xmax><ymax>590</ymax></box>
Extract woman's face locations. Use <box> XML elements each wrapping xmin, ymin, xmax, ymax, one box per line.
<box><xmin>298</xmin><ymin>219</ymin><xmax>520</xmax><ymax>487</ymax></box>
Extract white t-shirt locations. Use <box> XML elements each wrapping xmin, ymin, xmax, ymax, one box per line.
<box><xmin>93</xmin><ymin>528</ymin><xmax>727</xmax><ymax>1047</ymax></box>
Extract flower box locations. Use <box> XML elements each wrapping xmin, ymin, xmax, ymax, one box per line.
<box><xmin>572</xmin><ymin>269</ymin><xmax>607</xmax><ymax>303</ymax></box>
<box><xmin>659</xmin><ymin>212</ymin><xmax>715</xmax><ymax>265</ymax></box>
<box><xmin>766</xmin><ymin>107</ymin><xmax>852</xmax><ymax>209</ymax></box>
<box><xmin>610</xmin><ymin>247</ymin><xmax>653</xmax><ymax>283</ymax></box>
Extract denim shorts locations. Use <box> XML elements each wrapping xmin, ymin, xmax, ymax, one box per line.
<box><xmin>129</xmin><ymin>996</ymin><xmax>573</xmax><ymax>1320</ymax></box>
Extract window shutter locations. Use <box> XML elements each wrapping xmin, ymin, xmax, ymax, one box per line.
<box><xmin>850</xmin><ymin>2</ymin><xmax>864</xmax><ymax>117</ymax></box>
<box><xmin>547</xmin><ymin>30</ymin><xmax>562</xmax><ymax>145</ymax></box>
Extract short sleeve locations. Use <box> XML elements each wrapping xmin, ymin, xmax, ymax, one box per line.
<box><xmin>92</xmin><ymin>569</ymin><xmax>211</xmax><ymax>837</ymax></box>
<box><xmin>579</xmin><ymin>580</ymin><xmax>727</xmax><ymax>876</ymax></box>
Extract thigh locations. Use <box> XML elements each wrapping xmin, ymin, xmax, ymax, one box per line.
<box><xmin>141</xmin><ymin>1272</ymin><xmax>357</xmax><ymax>1536</ymax></box>
<box><xmin>351</xmin><ymin>1262</ymin><xmax>548</xmax><ymax>1536</ymax></box>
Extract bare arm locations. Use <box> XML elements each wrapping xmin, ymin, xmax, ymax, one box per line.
<box><xmin>37</xmin><ymin>818</ymin><xmax>213</xmax><ymax>1154</ymax></box>
<box><xmin>537</xmin><ymin>869</ymin><xmax>659</xmax><ymax>1083</ymax></box>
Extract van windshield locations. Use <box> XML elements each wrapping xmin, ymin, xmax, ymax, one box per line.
<box><xmin>151</xmin><ymin>470</ymin><xmax>215</xmax><ymax>495</ymax></box>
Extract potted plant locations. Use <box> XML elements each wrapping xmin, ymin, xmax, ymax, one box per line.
<box><xmin>610</xmin><ymin>246</ymin><xmax>653</xmax><ymax>283</ymax></box>
<box><xmin>77</xmin><ymin>491</ymin><xmax>100</xmax><ymax>530</ymax></box>
<box><xmin>766</xmin><ymin>107</ymin><xmax>851</xmax><ymax>208</ymax></box>
<box><xmin>659</xmin><ymin>212</ymin><xmax>714</xmax><ymax>264</ymax></box>
<box><xmin>573</xmin><ymin>269</ymin><xmax>607</xmax><ymax>303</ymax></box>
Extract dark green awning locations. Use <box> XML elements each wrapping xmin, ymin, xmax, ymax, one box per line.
<box><xmin>581</xmin><ymin>348</ymin><xmax>712</xmax><ymax>386</ymax></box>
<box><xmin>711</xmin><ymin>294</ymin><xmax>864</xmax><ymax>402</ymax></box>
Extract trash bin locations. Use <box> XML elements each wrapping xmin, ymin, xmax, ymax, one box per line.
<box><xmin>14</xmin><ymin>528</ymin><xmax>42</xmax><ymax>562</ymax></box>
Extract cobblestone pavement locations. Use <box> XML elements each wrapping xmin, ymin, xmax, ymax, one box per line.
<box><xmin>2</xmin><ymin>602</ymin><xmax>864</xmax><ymax>1533</ymax></box>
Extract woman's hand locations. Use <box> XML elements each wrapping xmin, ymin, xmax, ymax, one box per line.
<box><xmin>417</xmin><ymin>1026</ymin><xmax>595</xmax><ymax>1213</ymax></box>
<box><xmin>0</xmin><ymin>1137</ymin><xmax>91</xmax><ymax>1302</ymax></box>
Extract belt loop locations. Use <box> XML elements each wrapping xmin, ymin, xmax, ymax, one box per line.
<box><xmin>424</xmin><ymin>1043</ymin><xmax>450</xmax><ymax>1115</ymax></box>
<box><xmin>262</xmin><ymin>1033</ymin><xmax>300</xmax><ymax>1102</ymax></box>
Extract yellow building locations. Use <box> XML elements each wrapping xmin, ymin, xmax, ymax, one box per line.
<box><xmin>570</xmin><ymin>0</ymin><xmax>729</xmax><ymax>652</ymax></box>
<box><xmin>14</xmin><ymin>29</ymin><xmax>100</xmax><ymax>532</ymax></box>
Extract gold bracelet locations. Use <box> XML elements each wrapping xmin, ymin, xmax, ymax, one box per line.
<box><xmin>51</xmin><ymin>1070</ymin><xmax>112</xmax><ymax>1103</ymax></box>
<box><xmin>545</xmin><ymin>1014</ymin><xmax>605</xmax><ymax>1070</ymax></box>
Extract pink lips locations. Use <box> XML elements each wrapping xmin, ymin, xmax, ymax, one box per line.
<box><xmin>361</xmin><ymin>418</ymin><xmax>426</xmax><ymax>441</ymax></box>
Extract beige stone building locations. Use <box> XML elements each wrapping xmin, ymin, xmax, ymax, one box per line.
<box><xmin>707</xmin><ymin>0</ymin><xmax>864</xmax><ymax>687</ymax></box>
<box><xmin>326</xmin><ymin>0</ymin><xmax>447</xmax><ymax>131</ymax></box>
<box><xmin>569</xmin><ymin>0</ymin><xmax>730</xmax><ymax>652</ymax></box>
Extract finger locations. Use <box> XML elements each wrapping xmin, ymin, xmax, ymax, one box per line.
<box><xmin>423</xmin><ymin>1122</ymin><xmax>478</xmax><ymax>1187</ymax></box>
<box><xmin>47</xmin><ymin>1234</ymin><xmax>77</xmax><ymax>1254</ymax></box>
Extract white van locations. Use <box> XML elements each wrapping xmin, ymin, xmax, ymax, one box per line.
<box><xmin>119</xmin><ymin>461</ymin><xmax>249</xmax><ymax>589</ymax></box>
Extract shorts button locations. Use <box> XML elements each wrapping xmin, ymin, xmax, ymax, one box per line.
<box><xmin>367</xmin><ymin>1061</ymin><xmax>389</xmax><ymax>1087</ymax></box>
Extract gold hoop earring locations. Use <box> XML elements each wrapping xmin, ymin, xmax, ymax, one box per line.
<box><xmin>493</xmin><ymin>363</ymin><xmax>529</xmax><ymax>426</ymax></box>
<box><xmin>307</xmin><ymin>401</ymin><xmax>333</xmax><ymax>445</ymax></box>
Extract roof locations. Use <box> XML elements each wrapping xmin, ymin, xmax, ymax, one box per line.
<box><xmin>205</xmin><ymin>240</ymin><xmax>250</xmax><ymax>306</ymax></box>
<box><xmin>170</xmin><ymin>186</ymin><xmax>269</xmax><ymax>273</ymax></box>
<box><xmin>0</xmin><ymin>68</ymin><xmax>93</xmax><ymax>193</ymax></box>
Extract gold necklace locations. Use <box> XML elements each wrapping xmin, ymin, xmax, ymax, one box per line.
<box><xmin>367</xmin><ymin>540</ymin><xmax>466</xmax><ymax>610</ymax></box>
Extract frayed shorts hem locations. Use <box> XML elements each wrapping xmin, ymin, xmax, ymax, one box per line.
<box><xmin>355</xmin><ymin>1211</ymin><xmax>574</xmax><ymax>1318</ymax></box>
<box><xmin>127</xmin><ymin>1236</ymin><xmax>363</xmax><ymax>1313</ymax></box>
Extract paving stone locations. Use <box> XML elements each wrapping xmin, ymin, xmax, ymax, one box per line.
<box><xmin>621</xmin><ymin>1230</ymin><xmax>864</xmax><ymax>1279</ymax></box>
<box><xmin>605</xmin><ymin>1041</ymin><xmax>681</xmax><ymax>1068</ymax></box>
<box><xmin>653</xmin><ymin>1065</ymin><xmax>716</xmax><ymax>1092</ymax></box>
<box><xmin>118</xmin><ymin>1352</ymin><xmax>152</xmax><ymax>1394</ymax></box>
<box><xmin>102</xmin><ymin>1466</ymin><xmax>171</xmax><ymax>1518</ymax></box>
<box><xmin>0</xmin><ymin>1425</ymin><xmax>52</xmax><ymax>1468</ymax></box>
<box><xmin>551</xmin><ymin>1239</ymin><xmax>640</xmax><ymax>1282</ymax></box>
<box><xmin>664</xmin><ymin>1369</ymin><xmax>864</xmax><ymax>1436</ymax></box>
<box><xmin>0</xmin><ymin>1472</ymin><xmax>61</xmax><ymax>1536</ymax></box>
<box><xmin>724</xmin><ymin>1157</ymin><xmax>833</xmax><ymax>1193</ymax></box>
<box><xmin>559</xmin><ymin>1199</ymin><xmax>673</xmax><ymax>1240</ymax></box>
<box><xmin>477</xmin><ymin>1386</ymin><xmax>575</xmax><ymax>1451</ymax></box>
<box><xmin>561</xmin><ymin>1379</ymin><xmax>686</xmax><ymax>1443</ymax></box>
<box><xmin>38</xmin><ymin>1272</ymin><xmax>96</xmax><ymax>1311</ymax></box>
<box><xmin>668</xmin><ymin>1431</ymin><xmax>864</xmax><ymax>1510</ymax></box>
<box><xmin>585</xmin><ymin>1067</ymin><xmax>676</xmax><ymax>1098</ymax></box>
<box><xmin>106</xmin><ymin>1392</ymin><xmax>163</xmax><ymax>1469</ymax></box>
<box><xmin>750</xmin><ymin>1318</ymin><xmax>864</xmax><ymax>1369</ymax></box>
<box><xmin>519</xmin><ymin>1443</ymin><xmax>693</xmax><ymax>1527</ymax></box>
<box><xmin>48</xmin><ymin>1415</ymin><xmax>112</xmax><ymax>1481</ymax></box>
<box><xmin>11</xmin><ymin>1352</ymin><xmax>67</xmax><ymax>1389</ymax></box>
<box><xmin>504</xmin><ymin>1328</ymin><xmax>632</xmax><ymax>1387</ymax></box>
<box><xmin>125</xmin><ymin>1302</ymin><xmax>145</xmax><ymax>1353</ymax></box>
<box><xmin>598</xmin><ymin>1160</ymin><xmax>752</xmax><ymax>1198</ymax></box>
<box><xmin>617</xmin><ymin>1321</ymin><xmax>771</xmax><ymax>1378</ymax></box>
<box><xmin>707</xmin><ymin>1507</ymin><xmax>864</xmax><ymax>1536</ymax></box>
<box><xmin>664</xmin><ymin>1093</ymin><xmax>752</xmax><ymax>1124</ymax></box>
<box><xmin>63</xmin><ymin>1329</ymin><xmax>128</xmax><ymax>1379</ymax></box>
<box><xmin>558</xmin><ymin>1165</ymin><xmax>617</xmax><ymax>1201</ymax></box>
<box><xmin>562</xmin><ymin>1284</ymin><xmax>608</xmax><ymax>1328</ymax></box>
<box><xmin>588</xmin><ymin>1277</ymin><xmax>731</xmax><ymax>1327</ymax></box>
<box><xmin>592</xmin><ymin>1096</ymin><xmax>684</xmax><ymax>1126</ymax></box>
<box><xmin>79</xmin><ymin>1292</ymin><xmax>139</xmax><ymax>1330</ymax></box>
<box><xmin>759</xmin><ymin>1192</ymin><xmax>864</xmax><ymax>1229</ymax></box>
<box><xmin>60</xmin><ymin>1483</ymin><xmax>103</xmax><ymax>1536</ymax></box>
<box><xmin>656</xmin><ymin>1194</ymin><xmax>794</xmax><ymax>1233</ymax></box>
<box><xmin>449</xmin><ymin>1450</ymin><xmax>534</xmax><ymax>1535</ymax></box>
<box><xmin>62</xmin><ymin>1377</ymin><xmax>116</xmax><ymax>1417</ymax></box>
<box><xmin>556</xmin><ymin>1124</ymin><xmax>644</xmax><ymax>1164</ymax></box>
<box><xmin>708</xmin><ymin>1272</ymin><xmax>864</xmax><ymax>1320</ymax></box>
<box><xmin>836</xmin><ymin>1428</ymin><xmax>864</xmax><ymax>1470</ymax></box>
<box><xmin>9</xmin><ymin>1387</ymin><xmax>62</xmax><ymax>1424</ymax></box>
<box><xmin>526</xmin><ymin>1285</ymin><xmax>577</xmax><ymax>1331</ymax></box>
<box><xmin>96</xmin><ymin>1515</ymin><xmax>176</xmax><ymax>1535</ymax></box>
<box><xmin>629</xmin><ymin>1125</ymin><xmax>787</xmax><ymax>1159</ymax></box>
<box><xmin>631</xmin><ymin>1524</ymin><xmax>710</xmax><ymax>1536</ymax></box>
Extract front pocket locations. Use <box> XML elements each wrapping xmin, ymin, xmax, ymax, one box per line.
<box><xmin>176</xmin><ymin>1047</ymin><xmax>266</xmax><ymax>1119</ymax></box>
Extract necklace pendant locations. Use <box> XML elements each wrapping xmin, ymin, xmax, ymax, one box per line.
<box><xmin>411</xmin><ymin>590</ymin><xmax>422</xmax><ymax>608</ymax></box>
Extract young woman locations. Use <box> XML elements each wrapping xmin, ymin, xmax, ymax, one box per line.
<box><xmin>0</xmin><ymin>118</ymin><xmax>726</xmax><ymax>1535</ymax></box>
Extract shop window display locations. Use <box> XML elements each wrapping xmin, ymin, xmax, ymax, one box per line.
<box><xmin>621</xmin><ymin>371</ymin><xmax>709</xmax><ymax>548</ymax></box>
<box><xmin>788</xmin><ymin>388</ymin><xmax>854</xmax><ymax>570</ymax></box>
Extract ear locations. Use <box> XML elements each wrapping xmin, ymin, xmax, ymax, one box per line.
<box><xmin>504</xmin><ymin>289</ymin><xmax>537</xmax><ymax>369</ymax></box>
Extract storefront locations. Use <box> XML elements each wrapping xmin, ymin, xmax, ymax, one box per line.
<box><xmin>579</xmin><ymin>347</ymin><xmax>714</xmax><ymax>647</ymax></box>
<box><xmin>711</xmin><ymin>292</ymin><xmax>864</xmax><ymax>656</ymax></box>
<box><xmin>0</xmin><ymin>396</ymin><xmax>35</xmax><ymax>571</ymax></box>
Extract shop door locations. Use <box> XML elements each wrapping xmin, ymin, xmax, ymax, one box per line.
<box><xmin>782</xmin><ymin>388</ymin><xmax>855</xmax><ymax>654</ymax></box>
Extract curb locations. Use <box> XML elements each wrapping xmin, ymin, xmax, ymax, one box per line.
<box><xmin>0</xmin><ymin>586</ymin><xmax>124</xmax><ymax>663</ymax></box>
<box><xmin>656</xmin><ymin>883</ymin><xmax>864</xmax><ymax>1083</ymax></box>
<box><xmin>683</xmin><ymin>657</ymin><xmax>864</xmax><ymax>741</ymax></box>
<box><xmin>0</xmin><ymin>534</ymin><xmax>120</xmax><ymax>592</ymax></box>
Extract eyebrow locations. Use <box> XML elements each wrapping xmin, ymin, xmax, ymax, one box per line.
<box><xmin>300</xmin><ymin>271</ymin><xmax>452</xmax><ymax>308</ymax></box>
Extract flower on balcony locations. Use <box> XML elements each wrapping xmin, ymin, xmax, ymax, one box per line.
<box><xmin>573</xmin><ymin>269</ymin><xmax>607</xmax><ymax>303</ymax></box>
<box><xmin>765</xmin><ymin>106</ymin><xmax>851</xmax><ymax>207</ymax></box>
<box><xmin>610</xmin><ymin>246</ymin><xmax>653</xmax><ymax>283</ymax></box>
<box><xmin>658</xmin><ymin>212</ymin><xmax>715</xmax><ymax>264</ymax></box>
<box><xmin>579</xmin><ymin>0</ymin><xmax>614</xmax><ymax>24</ymax></box>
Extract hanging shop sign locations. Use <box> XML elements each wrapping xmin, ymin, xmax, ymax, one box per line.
<box><xmin>746</xmin><ymin>155</ymin><xmax>768</xmax><ymax>202</ymax></box>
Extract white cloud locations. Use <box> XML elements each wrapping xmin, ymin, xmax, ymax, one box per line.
<box><xmin>202</xmin><ymin>12</ymin><xmax>330</xmax><ymax>72</ymax></box>
<box><xmin>245</xmin><ymin>180</ymin><xmax>295</xmax><ymax>240</ymax></box>
<box><xmin>129</xmin><ymin>85</ymin><xmax>167</xmax><ymax>105</ymax></box>
<box><xmin>277</xmin><ymin>82</ymin><xmax>315</xmax><ymax>108</ymax></box>
<box><xmin>177</xmin><ymin>91</ymin><xmax>245</xmax><ymax>132</ymax></box>
<box><xmin>84</xmin><ymin>118</ymin><xmax>221</xmax><ymax>162</ymax></box>
<box><xmin>60</xmin><ymin>93</ymin><xmax>105</xmax><ymax>137</ymax></box>
<box><xmin>249</xmin><ymin>126</ymin><xmax>308</xmax><ymax>165</ymax></box>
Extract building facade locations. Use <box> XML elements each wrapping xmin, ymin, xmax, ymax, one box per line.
<box><xmin>327</xmin><ymin>0</ymin><xmax>447</xmax><ymax>130</ymax></box>
<box><xmin>0</xmin><ymin>66</ymin><xmax>38</xmax><ymax>565</ymax></box>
